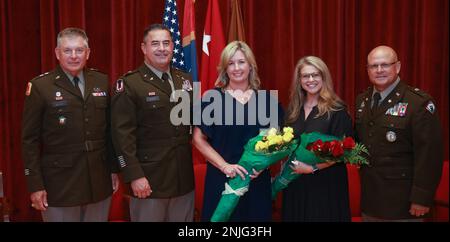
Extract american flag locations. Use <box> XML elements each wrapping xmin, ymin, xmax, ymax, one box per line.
<box><xmin>163</xmin><ymin>0</ymin><xmax>186</xmax><ymax>71</ymax></box>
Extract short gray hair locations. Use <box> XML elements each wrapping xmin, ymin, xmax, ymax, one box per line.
<box><xmin>57</xmin><ymin>27</ymin><xmax>89</xmax><ymax>48</ymax></box>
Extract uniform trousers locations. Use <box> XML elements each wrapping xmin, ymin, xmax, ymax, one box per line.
<box><xmin>130</xmin><ymin>190</ymin><xmax>194</xmax><ymax>222</ymax></box>
<box><xmin>42</xmin><ymin>196</ymin><xmax>112</xmax><ymax>222</ymax></box>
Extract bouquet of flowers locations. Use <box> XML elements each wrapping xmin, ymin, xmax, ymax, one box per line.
<box><xmin>211</xmin><ymin>127</ymin><xmax>297</xmax><ymax>222</ymax></box>
<box><xmin>271</xmin><ymin>132</ymin><xmax>369</xmax><ymax>199</ymax></box>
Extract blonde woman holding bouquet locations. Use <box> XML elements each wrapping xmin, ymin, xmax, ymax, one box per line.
<box><xmin>281</xmin><ymin>56</ymin><xmax>352</xmax><ymax>221</ymax></box>
<box><xmin>193</xmin><ymin>41</ymin><xmax>283</xmax><ymax>221</ymax></box>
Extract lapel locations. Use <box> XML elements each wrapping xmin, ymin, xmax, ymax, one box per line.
<box><xmin>172</xmin><ymin>68</ymin><xmax>191</xmax><ymax>91</ymax></box>
<box><xmin>138</xmin><ymin>64</ymin><xmax>171</xmax><ymax>96</ymax></box>
<box><xmin>371</xmin><ymin>81</ymin><xmax>407</xmax><ymax>120</ymax></box>
<box><xmin>54</xmin><ymin>66</ymin><xmax>83</xmax><ymax>100</ymax></box>
<box><xmin>83</xmin><ymin>69</ymin><xmax>94</xmax><ymax>102</ymax></box>
<box><xmin>357</xmin><ymin>87</ymin><xmax>372</xmax><ymax>120</ymax></box>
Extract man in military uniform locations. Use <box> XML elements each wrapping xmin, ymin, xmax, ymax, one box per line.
<box><xmin>21</xmin><ymin>28</ymin><xmax>119</xmax><ymax>221</ymax></box>
<box><xmin>111</xmin><ymin>24</ymin><xmax>194</xmax><ymax>222</ymax></box>
<box><xmin>355</xmin><ymin>45</ymin><xmax>443</xmax><ymax>221</ymax></box>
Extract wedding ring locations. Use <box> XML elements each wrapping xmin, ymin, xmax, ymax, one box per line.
<box><xmin>31</xmin><ymin>204</ymin><xmax>35</xmax><ymax>208</ymax></box>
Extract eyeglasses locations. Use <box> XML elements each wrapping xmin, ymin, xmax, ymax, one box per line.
<box><xmin>367</xmin><ymin>61</ymin><xmax>398</xmax><ymax>71</ymax></box>
<box><xmin>300</xmin><ymin>72</ymin><xmax>322</xmax><ymax>80</ymax></box>
<box><xmin>62</xmin><ymin>48</ymin><xmax>87</xmax><ymax>56</ymax></box>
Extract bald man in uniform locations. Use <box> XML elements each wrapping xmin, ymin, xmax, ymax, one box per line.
<box><xmin>355</xmin><ymin>45</ymin><xmax>443</xmax><ymax>221</ymax></box>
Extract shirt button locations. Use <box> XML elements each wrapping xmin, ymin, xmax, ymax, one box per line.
<box><xmin>86</xmin><ymin>131</ymin><xmax>90</xmax><ymax>135</ymax></box>
<box><xmin>369</xmin><ymin>122</ymin><xmax>374</xmax><ymax>126</ymax></box>
<box><xmin>368</xmin><ymin>132</ymin><xmax>373</xmax><ymax>137</ymax></box>
<box><xmin>84</xmin><ymin>118</ymin><xmax>89</xmax><ymax>122</ymax></box>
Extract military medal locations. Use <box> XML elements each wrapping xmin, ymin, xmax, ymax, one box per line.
<box><xmin>386</xmin><ymin>131</ymin><xmax>396</xmax><ymax>142</ymax></box>
<box><xmin>92</xmin><ymin>88</ymin><xmax>107</xmax><ymax>97</ymax></box>
<box><xmin>55</xmin><ymin>91</ymin><xmax>63</xmax><ymax>100</ymax></box>
<box><xmin>398</xmin><ymin>103</ymin><xmax>408</xmax><ymax>116</ymax></box>
<box><xmin>58</xmin><ymin>116</ymin><xmax>66</xmax><ymax>125</ymax></box>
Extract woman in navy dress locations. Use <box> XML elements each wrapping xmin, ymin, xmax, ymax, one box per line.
<box><xmin>281</xmin><ymin>56</ymin><xmax>352</xmax><ymax>222</ymax></box>
<box><xmin>193</xmin><ymin>41</ymin><xmax>283</xmax><ymax>222</ymax></box>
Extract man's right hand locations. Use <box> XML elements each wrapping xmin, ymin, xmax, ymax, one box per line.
<box><xmin>130</xmin><ymin>177</ymin><xmax>152</xmax><ymax>198</ymax></box>
<box><xmin>30</xmin><ymin>190</ymin><xmax>48</xmax><ymax>211</ymax></box>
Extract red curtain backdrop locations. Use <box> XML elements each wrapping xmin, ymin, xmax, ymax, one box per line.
<box><xmin>1</xmin><ymin>0</ymin><xmax>448</xmax><ymax>221</ymax></box>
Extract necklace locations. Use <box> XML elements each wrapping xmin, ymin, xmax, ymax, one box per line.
<box><xmin>226</xmin><ymin>88</ymin><xmax>253</xmax><ymax>104</ymax></box>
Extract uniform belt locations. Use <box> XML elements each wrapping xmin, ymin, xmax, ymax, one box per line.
<box><xmin>138</xmin><ymin>136</ymin><xmax>190</xmax><ymax>147</ymax></box>
<box><xmin>44</xmin><ymin>140</ymin><xmax>106</xmax><ymax>154</ymax></box>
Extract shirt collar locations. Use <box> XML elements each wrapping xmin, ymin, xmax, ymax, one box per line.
<box><xmin>63</xmin><ymin>70</ymin><xmax>85</xmax><ymax>85</ymax></box>
<box><xmin>372</xmin><ymin>77</ymin><xmax>400</xmax><ymax>101</ymax></box>
<box><xmin>144</xmin><ymin>62</ymin><xmax>172</xmax><ymax>81</ymax></box>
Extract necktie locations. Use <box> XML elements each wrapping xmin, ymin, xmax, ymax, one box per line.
<box><xmin>161</xmin><ymin>72</ymin><xmax>172</xmax><ymax>92</ymax></box>
<box><xmin>73</xmin><ymin>76</ymin><xmax>83</xmax><ymax>97</ymax></box>
<box><xmin>371</xmin><ymin>92</ymin><xmax>381</xmax><ymax>114</ymax></box>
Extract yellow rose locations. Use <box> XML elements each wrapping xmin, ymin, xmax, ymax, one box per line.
<box><xmin>266</xmin><ymin>134</ymin><xmax>276</xmax><ymax>142</ymax></box>
<box><xmin>261</xmin><ymin>141</ymin><xmax>269</xmax><ymax>150</ymax></box>
<box><xmin>283</xmin><ymin>127</ymin><xmax>294</xmax><ymax>134</ymax></box>
<box><xmin>255</xmin><ymin>140</ymin><xmax>269</xmax><ymax>152</ymax></box>
<box><xmin>267</xmin><ymin>128</ymin><xmax>278</xmax><ymax>136</ymax></box>
<box><xmin>275</xmin><ymin>135</ymin><xmax>283</xmax><ymax>145</ymax></box>
<box><xmin>283</xmin><ymin>132</ymin><xmax>294</xmax><ymax>143</ymax></box>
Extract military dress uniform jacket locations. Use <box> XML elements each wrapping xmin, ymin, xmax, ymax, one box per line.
<box><xmin>355</xmin><ymin>80</ymin><xmax>443</xmax><ymax>219</ymax></box>
<box><xmin>21</xmin><ymin>66</ymin><xmax>117</xmax><ymax>207</ymax></box>
<box><xmin>111</xmin><ymin>64</ymin><xmax>194</xmax><ymax>198</ymax></box>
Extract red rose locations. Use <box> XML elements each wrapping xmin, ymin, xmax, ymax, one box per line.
<box><xmin>330</xmin><ymin>140</ymin><xmax>344</xmax><ymax>157</ymax></box>
<box><xmin>322</xmin><ymin>141</ymin><xmax>331</xmax><ymax>154</ymax></box>
<box><xmin>342</xmin><ymin>137</ymin><xmax>356</xmax><ymax>150</ymax></box>
<box><xmin>311</xmin><ymin>140</ymin><xmax>323</xmax><ymax>152</ymax></box>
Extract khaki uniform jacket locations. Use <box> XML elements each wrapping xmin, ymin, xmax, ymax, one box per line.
<box><xmin>21</xmin><ymin>66</ymin><xmax>117</xmax><ymax>207</ymax></box>
<box><xmin>355</xmin><ymin>81</ymin><xmax>443</xmax><ymax>219</ymax></box>
<box><xmin>111</xmin><ymin>64</ymin><xmax>194</xmax><ymax>198</ymax></box>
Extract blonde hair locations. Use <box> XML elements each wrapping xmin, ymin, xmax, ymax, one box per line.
<box><xmin>215</xmin><ymin>41</ymin><xmax>260</xmax><ymax>90</ymax></box>
<box><xmin>285</xmin><ymin>56</ymin><xmax>346</xmax><ymax>124</ymax></box>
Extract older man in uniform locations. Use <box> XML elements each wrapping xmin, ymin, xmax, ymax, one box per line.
<box><xmin>111</xmin><ymin>24</ymin><xmax>194</xmax><ymax>222</ymax></box>
<box><xmin>21</xmin><ymin>28</ymin><xmax>119</xmax><ymax>221</ymax></box>
<box><xmin>355</xmin><ymin>45</ymin><xmax>443</xmax><ymax>221</ymax></box>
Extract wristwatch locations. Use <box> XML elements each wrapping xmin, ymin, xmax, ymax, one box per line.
<box><xmin>311</xmin><ymin>164</ymin><xmax>319</xmax><ymax>174</ymax></box>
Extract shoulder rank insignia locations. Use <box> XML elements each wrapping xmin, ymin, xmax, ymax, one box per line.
<box><xmin>25</xmin><ymin>82</ymin><xmax>32</xmax><ymax>96</ymax></box>
<box><xmin>115</xmin><ymin>79</ymin><xmax>124</xmax><ymax>93</ymax></box>
<box><xmin>426</xmin><ymin>101</ymin><xmax>435</xmax><ymax>114</ymax></box>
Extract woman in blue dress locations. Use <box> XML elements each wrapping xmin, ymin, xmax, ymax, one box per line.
<box><xmin>193</xmin><ymin>41</ymin><xmax>283</xmax><ymax>222</ymax></box>
<box><xmin>282</xmin><ymin>56</ymin><xmax>352</xmax><ymax>221</ymax></box>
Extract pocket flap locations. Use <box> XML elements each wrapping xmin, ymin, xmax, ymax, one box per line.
<box><xmin>42</xmin><ymin>156</ymin><xmax>74</xmax><ymax>168</ymax></box>
<box><xmin>380</xmin><ymin>167</ymin><xmax>412</xmax><ymax>179</ymax></box>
